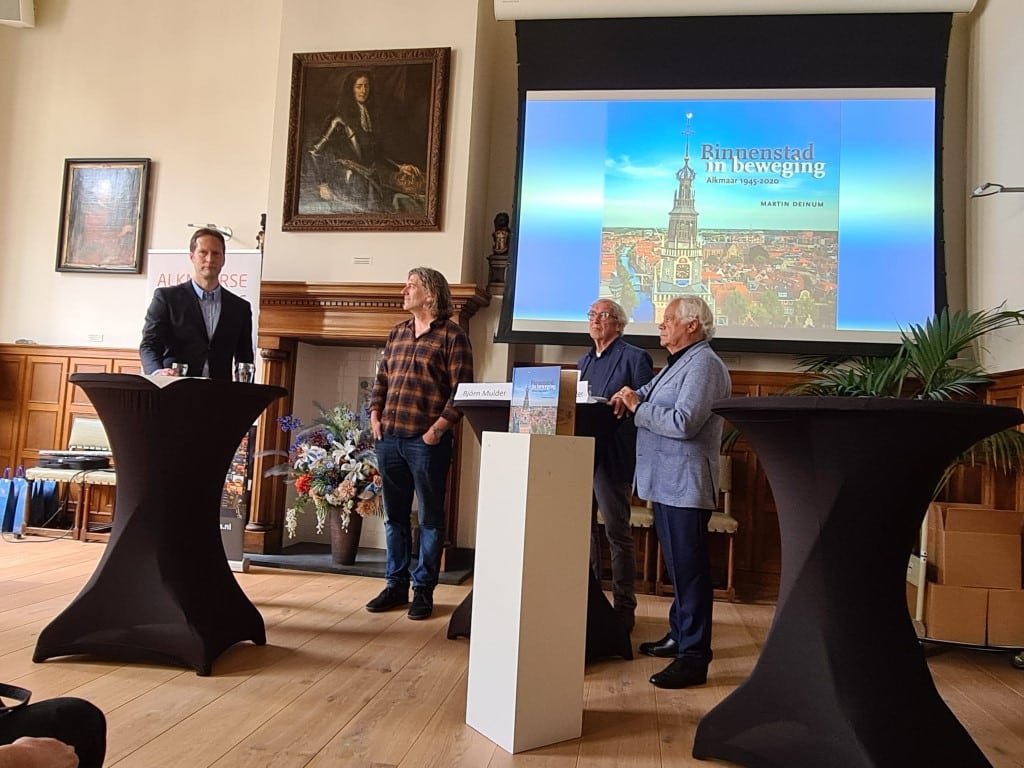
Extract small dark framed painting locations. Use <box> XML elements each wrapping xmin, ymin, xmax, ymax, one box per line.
<box><xmin>282</xmin><ymin>47</ymin><xmax>451</xmax><ymax>232</ymax></box>
<box><xmin>55</xmin><ymin>158</ymin><xmax>151</xmax><ymax>274</ymax></box>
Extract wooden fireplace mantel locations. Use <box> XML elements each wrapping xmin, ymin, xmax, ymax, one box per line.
<box><xmin>258</xmin><ymin>280</ymin><xmax>490</xmax><ymax>348</ymax></box>
<box><xmin>247</xmin><ymin>280</ymin><xmax>490</xmax><ymax>555</ymax></box>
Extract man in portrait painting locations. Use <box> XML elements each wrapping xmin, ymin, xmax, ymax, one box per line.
<box><xmin>304</xmin><ymin>68</ymin><xmax>425</xmax><ymax>215</ymax></box>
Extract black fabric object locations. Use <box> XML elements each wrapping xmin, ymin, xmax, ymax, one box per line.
<box><xmin>446</xmin><ymin>591</ymin><xmax>472</xmax><ymax>640</ymax></box>
<box><xmin>36</xmin><ymin>455</ymin><xmax>109</xmax><ymax>470</ymax></box>
<box><xmin>515</xmin><ymin>15</ymin><xmax>952</xmax><ymax>92</ymax></box>
<box><xmin>445</xmin><ymin>401</ymin><xmax>632</xmax><ymax>662</ymax></box>
<box><xmin>0</xmin><ymin>695</ymin><xmax>106</xmax><ymax>768</ymax></box>
<box><xmin>0</xmin><ymin>683</ymin><xmax>31</xmax><ymax>712</ymax></box>
<box><xmin>28</xmin><ymin>479</ymin><xmax>58</xmax><ymax>526</ymax></box>
<box><xmin>583</xmin><ymin>572</ymin><xmax>633</xmax><ymax>662</ymax></box>
<box><xmin>692</xmin><ymin>396</ymin><xmax>1023</xmax><ymax>768</ymax></box>
<box><xmin>33</xmin><ymin>374</ymin><xmax>286</xmax><ymax>676</ymax></box>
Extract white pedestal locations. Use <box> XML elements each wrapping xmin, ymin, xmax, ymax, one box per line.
<box><xmin>465</xmin><ymin>432</ymin><xmax>594</xmax><ymax>754</ymax></box>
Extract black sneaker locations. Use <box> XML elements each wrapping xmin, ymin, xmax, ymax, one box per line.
<box><xmin>366</xmin><ymin>585</ymin><xmax>409</xmax><ymax>613</ymax></box>
<box><xmin>407</xmin><ymin>588</ymin><xmax>434</xmax><ymax>620</ymax></box>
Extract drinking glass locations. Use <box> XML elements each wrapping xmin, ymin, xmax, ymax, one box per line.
<box><xmin>234</xmin><ymin>362</ymin><xmax>255</xmax><ymax>383</ymax></box>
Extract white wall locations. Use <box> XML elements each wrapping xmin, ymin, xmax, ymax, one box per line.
<box><xmin>262</xmin><ymin>0</ymin><xmax>491</xmax><ymax>285</ymax></box>
<box><xmin>0</xmin><ymin>0</ymin><xmax>282</xmax><ymax>347</ymax></box>
<box><xmin>966</xmin><ymin>0</ymin><xmax>1024</xmax><ymax>371</ymax></box>
<box><xmin>0</xmin><ymin>0</ymin><xmax>498</xmax><ymax>346</ymax></box>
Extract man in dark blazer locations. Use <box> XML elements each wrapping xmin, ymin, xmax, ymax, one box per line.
<box><xmin>140</xmin><ymin>228</ymin><xmax>253</xmax><ymax>380</ymax></box>
<box><xmin>578</xmin><ymin>298</ymin><xmax>654</xmax><ymax>632</ymax></box>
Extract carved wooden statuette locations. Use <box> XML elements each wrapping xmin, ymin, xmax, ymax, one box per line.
<box><xmin>487</xmin><ymin>211</ymin><xmax>511</xmax><ymax>295</ymax></box>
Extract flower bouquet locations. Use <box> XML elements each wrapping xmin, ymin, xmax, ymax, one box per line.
<box><xmin>267</xmin><ymin>402</ymin><xmax>382</xmax><ymax>537</ymax></box>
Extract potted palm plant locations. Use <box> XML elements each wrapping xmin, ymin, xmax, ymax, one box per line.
<box><xmin>789</xmin><ymin>304</ymin><xmax>1024</xmax><ymax>490</ymax></box>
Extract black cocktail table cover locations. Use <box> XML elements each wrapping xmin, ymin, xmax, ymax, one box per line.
<box><xmin>693</xmin><ymin>396</ymin><xmax>1023</xmax><ymax>768</ymax></box>
<box><xmin>33</xmin><ymin>374</ymin><xmax>286</xmax><ymax>676</ymax></box>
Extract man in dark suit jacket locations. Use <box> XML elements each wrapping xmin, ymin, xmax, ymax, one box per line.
<box><xmin>578</xmin><ymin>298</ymin><xmax>654</xmax><ymax>632</ymax></box>
<box><xmin>140</xmin><ymin>228</ymin><xmax>253</xmax><ymax>380</ymax></box>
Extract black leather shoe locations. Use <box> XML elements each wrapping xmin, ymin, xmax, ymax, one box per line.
<box><xmin>649</xmin><ymin>658</ymin><xmax>708</xmax><ymax>689</ymax></box>
<box><xmin>639</xmin><ymin>633</ymin><xmax>678</xmax><ymax>658</ymax></box>
<box><xmin>366</xmin><ymin>585</ymin><xmax>409</xmax><ymax>613</ymax></box>
<box><xmin>407</xmin><ymin>588</ymin><xmax>433</xmax><ymax>620</ymax></box>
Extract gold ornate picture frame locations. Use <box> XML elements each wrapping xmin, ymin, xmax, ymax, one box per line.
<box><xmin>55</xmin><ymin>158</ymin><xmax>150</xmax><ymax>274</ymax></box>
<box><xmin>282</xmin><ymin>47</ymin><xmax>451</xmax><ymax>232</ymax></box>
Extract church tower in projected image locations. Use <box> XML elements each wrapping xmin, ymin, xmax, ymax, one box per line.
<box><xmin>654</xmin><ymin>112</ymin><xmax>710</xmax><ymax>321</ymax></box>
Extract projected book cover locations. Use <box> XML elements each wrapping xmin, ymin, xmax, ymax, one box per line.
<box><xmin>512</xmin><ymin>89</ymin><xmax>936</xmax><ymax>345</ymax></box>
<box><xmin>509</xmin><ymin>366</ymin><xmax>560</xmax><ymax>435</ymax></box>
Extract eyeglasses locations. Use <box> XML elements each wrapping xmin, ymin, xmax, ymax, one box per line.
<box><xmin>586</xmin><ymin>311</ymin><xmax>614</xmax><ymax>321</ymax></box>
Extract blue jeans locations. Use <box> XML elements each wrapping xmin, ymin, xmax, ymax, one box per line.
<box><xmin>375</xmin><ymin>433</ymin><xmax>452</xmax><ymax>592</ymax></box>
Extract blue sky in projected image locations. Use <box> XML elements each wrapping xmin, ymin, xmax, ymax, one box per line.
<box><xmin>604</xmin><ymin>100</ymin><xmax>841</xmax><ymax>229</ymax></box>
<box><xmin>519</xmin><ymin>97</ymin><xmax>933</xmax><ymax>231</ymax></box>
<box><xmin>514</xmin><ymin>92</ymin><xmax>935</xmax><ymax>331</ymax></box>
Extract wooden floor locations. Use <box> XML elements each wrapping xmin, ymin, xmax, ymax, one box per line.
<box><xmin>2</xmin><ymin>538</ymin><xmax>1023</xmax><ymax>768</ymax></box>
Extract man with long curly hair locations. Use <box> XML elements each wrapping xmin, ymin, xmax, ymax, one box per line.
<box><xmin>367</xmin><ymin>268</ymin><xmax>473</xmax><ymax>620</ymax></box>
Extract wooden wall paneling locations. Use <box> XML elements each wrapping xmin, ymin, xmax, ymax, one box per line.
<box><xmin>17</xmin><ymin>356</ymin><xmax>68</xmax><ymax>468</ymax></box>
<box><xmin>0</xmin><ymin>344</ymin><xmax>138</xmax><ymax>471</ymax></box>
<box><xmin>730</xmin><ymin>440</ymin><xmax>781</xmax><ymax>601</ymax></box>
<box><xmin>68</xmin><ymin>358</ymin><xmax>110</xmax><ymax>400</ymax></box>
<box><xmin>113</xmin><ymin>356</ymin><xmax>142</xmax><ymax>375</ymax></box>
<box><xmin>60</xmin><ymin>357</ymin><xmax>112</xmax><ymax>446</ymax></box>
<box><xmin>985</xmin><ymin>373</ymin><xmax>1024</xmax><ymax>512</ymax></box>
<box><xmin>0</xmin><ymin>355</ymin><xmax>25</xmax><ymax>470</ymax></box>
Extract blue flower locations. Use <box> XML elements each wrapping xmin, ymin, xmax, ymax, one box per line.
<box><xmin>276</xmin><ymin>401</ymin><xmax>382</xmax><ymax>539</ymax></box>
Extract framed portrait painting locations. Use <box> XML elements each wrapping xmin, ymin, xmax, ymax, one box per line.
<box><xmin>55</xmin><ymin>158</ymin><xmax>151</xmax><ymax>274</ymax></box>
<box><xmin>282</xmin><ymin>47</ymin><xmax>451</xmax><ymax>232</ymax></box>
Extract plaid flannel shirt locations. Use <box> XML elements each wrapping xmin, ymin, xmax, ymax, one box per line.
<box><xmin>370</xmin><ymin>316</ymin><xmax>473</xmax><ymax>437</ymax></box>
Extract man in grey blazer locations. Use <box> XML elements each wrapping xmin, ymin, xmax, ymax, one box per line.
<box><xmin>140</xmin><ymin>228</ymin><xmax>254</xmax><ymax>380</ymax></box>
<box><xmin>611</xmin><ymin>296</ymin><xmax>731</xmax><ymax>689</ymax></box>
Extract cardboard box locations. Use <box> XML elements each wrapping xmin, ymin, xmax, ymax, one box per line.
<box><xmin>924</xmin><ymin>582</ymin><xmax>988</xmax><ymax>645</ymax></box>
<box><xmin>925</xmin><ymin>502</ymin><xmax>991</xmax><ymax>574</ymax></box>
<box><xmin>987</xmin><ymin>588</ymin><xmax>1024</xmax><ymax>648</ymax></box>
<box><xmin>926</xmin><ymin>503</ymin><xmax>1022</xmax><ymax>590</ymax></box>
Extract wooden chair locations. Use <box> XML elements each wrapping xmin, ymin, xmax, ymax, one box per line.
<box><xmin>707</xmin><ymin>456</ymin><xmax>738</xmax><ymax>601</ymax></box>
<box><xmin>24</xmin><ymin>417</ymin><xmax>117</xmax><ymax>541</ymax></box>
<box><xmin>595</xmin><ymin>500</ymin><xmax>658</xmax><ymax>595</ymax></box>
<box><xmin>68</xmin><ymin>417</ymin><xmax>116</xmax><ymax>541</ymax></box>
